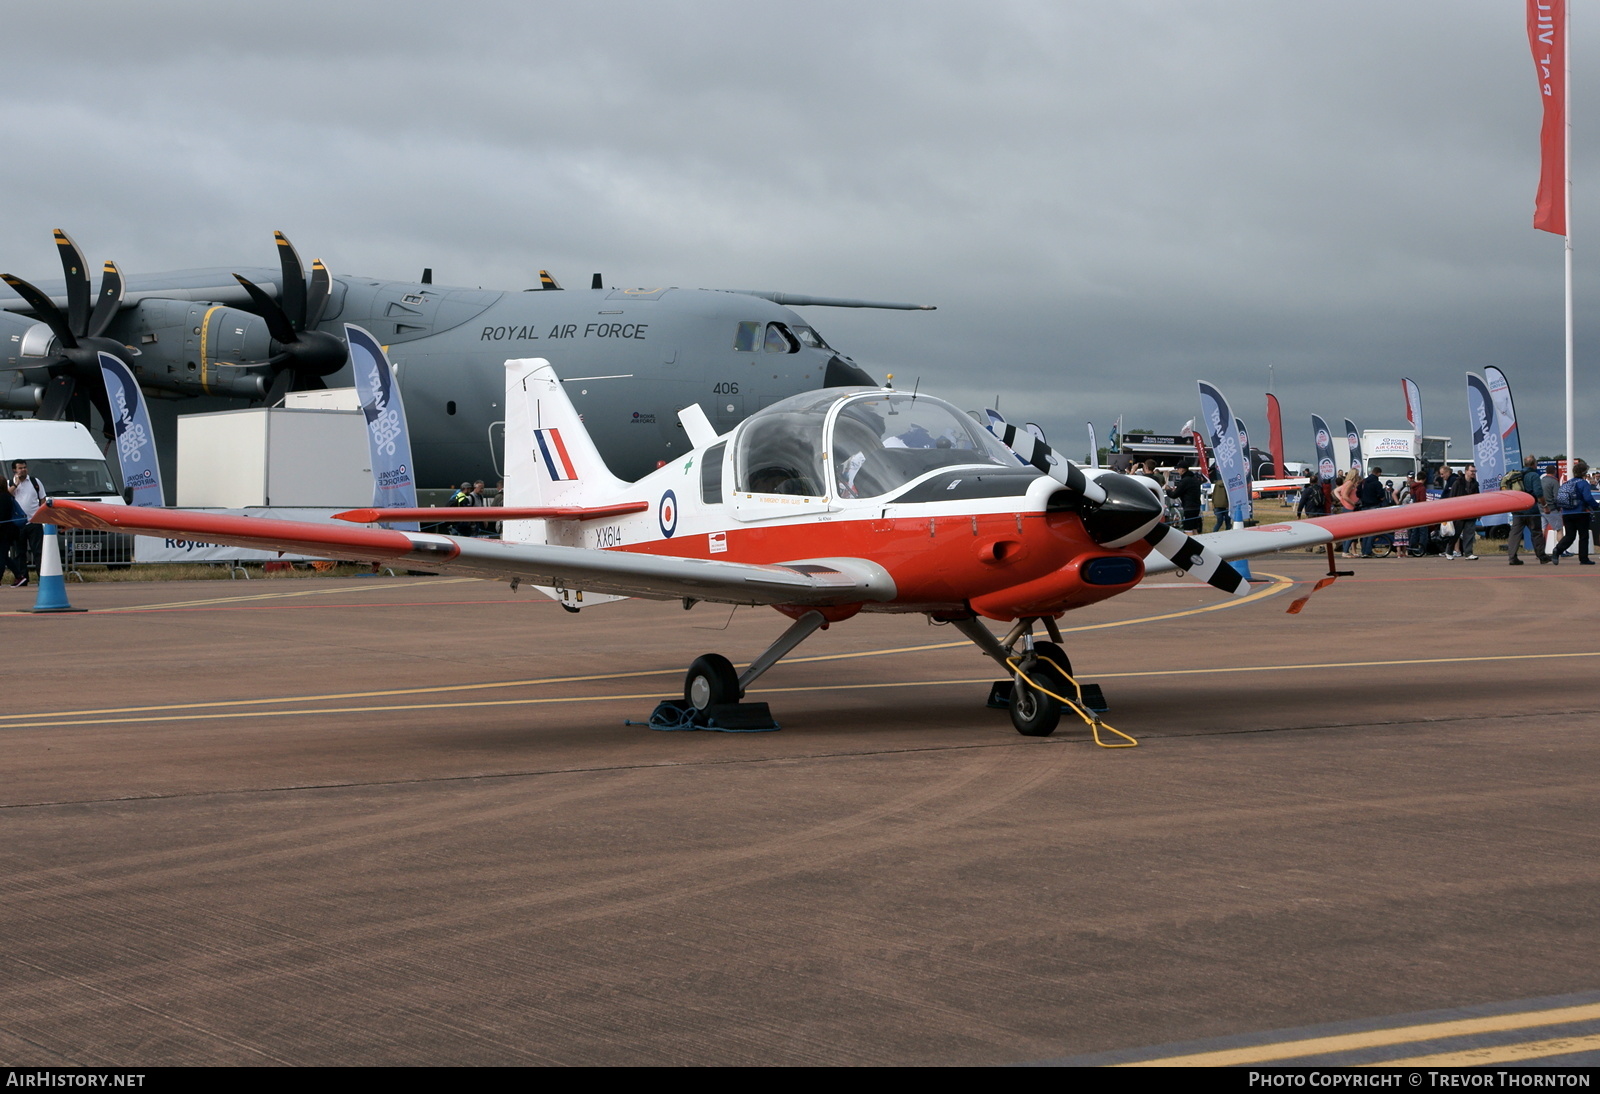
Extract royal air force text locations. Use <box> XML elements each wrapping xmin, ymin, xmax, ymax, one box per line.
<box><xmin>480</xmin><ymin>323</ymin><xmax>648</xmax><ymax>342</ymax></box>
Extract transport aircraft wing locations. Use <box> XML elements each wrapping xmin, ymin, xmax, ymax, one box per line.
<box><xmin>38</xmin><ymin>500</ymin><xmax>896</xmax><ymax>608</ymax></box>
<box><xmin>1141</xmin><ymin>493</ymin><xmax>1533</xmax><ymax>577</ymax></box>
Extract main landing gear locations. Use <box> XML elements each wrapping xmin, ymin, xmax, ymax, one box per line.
<box><xmin>679</xmin><ymin>609</ymin><xmax>829</xmax><ymax>730</ymax></box>
<box><xmin>947</xmin><ymin>615</ymin><xmax>1132</xmax><ymax>746</ymax></box>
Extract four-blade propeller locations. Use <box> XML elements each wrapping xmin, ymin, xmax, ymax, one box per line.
<box><xmin>0</xmin><ymin>230</ymin><xmax>129</xmax><ymax>428</ymax></box>
<box><xmin>232</xmin><ymin>231</ymin><xmax>348</xmax><ymax>404</ymax></box>
<box><xmin>984</xmin><ymin>412</ymin><xmax>1249</xmax><ymax>597</ymax></box>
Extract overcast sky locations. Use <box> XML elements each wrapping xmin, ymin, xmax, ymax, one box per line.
<box><xmin>1</xmin><ymin>1</ymin><xmax>1593</xmax><ymax>461</ymax></box>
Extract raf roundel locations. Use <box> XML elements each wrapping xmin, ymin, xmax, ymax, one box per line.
<box><xmin>658</xmin><ymin>489</ymin><xmax>678</xmax><ymax>539</ymax></box>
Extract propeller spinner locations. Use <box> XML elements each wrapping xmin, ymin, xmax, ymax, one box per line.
<box><xmin>985</xmin><ymin>413</ymin><xmax>1249</xmax><ymax>597</ymax></box>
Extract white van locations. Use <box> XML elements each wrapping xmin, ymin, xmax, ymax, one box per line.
<box><xmin>0</xmin><ymin>418</ymin><xmax>129</xmax><ymax>568</ymax></box>
<box><xmin>0</xmin><ymin>418</ymin><xmax>124</xmax><ymax>502</ymax></box>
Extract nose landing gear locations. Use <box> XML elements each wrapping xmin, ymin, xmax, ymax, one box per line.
<box><xmin>950</xmin><ymin>614</ymin><xmax>1134</xmax><ymax>746</ymax></box>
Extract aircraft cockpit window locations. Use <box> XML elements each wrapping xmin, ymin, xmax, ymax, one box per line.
<box><xmin>734</xmin><ymin>393</ymin><xmax>834</xmax><ymax>498</ymax></box>
<box><xmin>734</xmin><ymin>322</ymin><xmax>761</xmax><ymax>352</ymax></box>
<box><xmin>790</xmin><ymin>325</ymin><xmax>830</xmax><ymax>350</ymax></box>
<box><xmin>702</xmin><ymin>442</ymin><xmax>726</xmax><ymax>504</ymax></box>
<box><xmin>830</xmin><ymin>393</ymin><xmax>1019</xmax><ymax>500</ymax></box>
<box><xmin>763</xmin><ymin>323</ymin><xmax>799</xmax><ymax>354</ymax></box>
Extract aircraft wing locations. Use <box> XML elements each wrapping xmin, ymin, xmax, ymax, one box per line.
<box><xmin>1142</xmin><ymin>492</ymin><xmax>1535</xmax><ymax>577</ymax></box>
<box><xmin>38</xmin><ymin>500</ymin><xmax>896</xmax><ymax>608</ymax></box>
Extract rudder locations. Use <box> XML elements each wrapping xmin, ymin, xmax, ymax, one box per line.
<box><xmin>503</xmin><ymin>358</ymin><xmax>627</xmax><ymax>511</ymax></box>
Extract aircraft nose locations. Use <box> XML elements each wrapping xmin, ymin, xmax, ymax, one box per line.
<box><xmin>1079</xmin><ymin>472</ymin><xmax>1164</xmax><ymax>548</ymax></box>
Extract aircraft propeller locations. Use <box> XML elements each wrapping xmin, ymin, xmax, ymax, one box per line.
<box><xmin>231</xmin><ymin>231</ymin><xmax>347</xmax><ymax>404</ymax></box>
<box><xmin>0</xmin><ymin>229</ymin><xmax>129</xmax><ymax>430</ymax></box>
<box><xmin>984</xmin><ymin>413</ymin><xmax>1249</xmax><ymax>597</ymax></box>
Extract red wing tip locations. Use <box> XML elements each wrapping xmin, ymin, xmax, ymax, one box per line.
<box><xmin>333</xmin><ymin>509</ymin><xmax>380</xmax><ymax>523</ymax></box>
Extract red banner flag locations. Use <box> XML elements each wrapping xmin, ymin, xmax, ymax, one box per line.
<box><xmin>1528</xmin><ymin>0</ymin><xmax>1567</xmax><ymax>235</ymax></box>
<box><xmin>1265</xmin><ymin>393</ymin><xmax>1286</xmax><ymax>479</ymax></box>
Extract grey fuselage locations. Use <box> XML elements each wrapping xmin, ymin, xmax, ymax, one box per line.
<box><xmin>0</xmin><ymin>269</ymin><xmax>874</xmax><ymax>487</ymax></box>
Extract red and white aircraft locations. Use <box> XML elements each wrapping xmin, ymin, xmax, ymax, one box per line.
<box><xmin>43</xmin><ymin>360</ymin><xmax>1527</xmax><ymax>736</ymax></box>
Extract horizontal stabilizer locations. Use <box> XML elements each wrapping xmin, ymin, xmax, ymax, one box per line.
<box><xmin>334</xmin><ymin>502</ymin><xmax>650</xmax><ymax>524</ymax></box>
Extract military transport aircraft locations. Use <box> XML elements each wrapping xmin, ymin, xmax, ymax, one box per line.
<box><xmin>42</xmin><ymin>358</ymin><xmax>1527</xmax><ymax>738</ymax></box>
<box><xmin>0</xmin><ymin>230</ymin><xmax>924</xmax><ymax>485</ymax></box>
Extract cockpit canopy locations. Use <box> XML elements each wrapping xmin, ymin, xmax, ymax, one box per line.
<box><xmin>733</xmin><ymin>388</ymin><xmax>1024</xmax><ymax>501</ymax></box>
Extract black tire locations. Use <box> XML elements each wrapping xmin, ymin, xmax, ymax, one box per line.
<box><xmin>685</xmin><ymin>654</ymin><xmax>741</xmax><ymax>711</ymax></box>
<box><xmin>1369</xmin><ymin>533</ymin><xmax>1394</xmax><ymax>558</ymax></box>
<box><xmin>1009</xmin><ymin>662</ymin><xmax>1065</xmax><ymax>737</ymax></box>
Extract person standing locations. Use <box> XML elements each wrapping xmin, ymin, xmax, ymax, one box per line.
<box><xmin>1443</xmin><ymin>464</ymin><xmax>1480</xmax><ymax>559</ymax></box>
<box><xmin>1356</xmin><ymin>464</ymin><xmax>1389</xmax><ymax>558</ymax></box>
<box><xmin>1506</xmin><ymin>456</ymin><xmax>1548</xmax><ymax>565</ymax></box>
<box><xmin>1210</xmin><ymin>473</ymin><xmax>1231</xmax><ymax>532</ymax></box>
<box><xmin>1296</xmin><ymin>474</ymin><xmax>1327</xmax><ymax>518</ymax></box>
<box><xmin>0</xmin><ymin>486</ymin><xmax>25</xmax><ymax>588</ymax></box>
<box><xmin>8</xmin><ymin>460</ymin><xmax>46</xmax><ymax>585</ymax></box>
<box><xmin>1167</xmin><ymin>462</ymin><xmax>1203</xmax><ymax>532</ymax></box>
<box><xmin>1552</xmin><ymin>459</ymin><xmax>1597</xmax><ymax>565</ymax></box>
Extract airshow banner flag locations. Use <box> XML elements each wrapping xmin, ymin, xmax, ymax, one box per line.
<box><xmin>348</xmin><ymin>324</ymin><xmax>420</xmax><ymax>532</ymax></box>
<box><xmin>1265</xmin><ymin>393</ymin><xmax>1286</xmax><ymax>479</ymax></box>
<box><xmin>1344</xmin><ymin>419</ymin><xmax>1364</xmax><ymax>477</ymax></box>
<box><xmin>97</xmin><ymin>351</ymin><xmax>164</xmax><ymax>507</ymax></box>
<box><xmin>1484</xmin><ymin>366</ymin><xmax>1524</xmax><ymax>473</ymax></box>
<box><xmin>1197</xmin><ymin>382</ymin><xmax>1249</xmax><ymax>517</ymax></box>
<box><xmin>1312</xmin><ymin>415</ymin><xmax>1337</xmax><ymax>483</ymax></box>
<box><xmin>1402</xmin><ymin>378</ymin><xmax>1424</xmax><ymax>450</ymax></box>
<box><xmin>1086</xmin><ymin>422</ymin><xmax>1098</xmax><ymax>467</ymax></box>
<box><xmin>1233</xmin><ymin>416</ymin><xmax>1253</xmax><ymax>520</ymax></box>
<box><xmin>1467</xmin><ymin>373</ymin><xmax>1508</xmax><ymax>526</ymax></box>
<box><xmin>1528</xmin><ymin>0</ymin><xmax>1567</xmax><ymax>234</ymax></box>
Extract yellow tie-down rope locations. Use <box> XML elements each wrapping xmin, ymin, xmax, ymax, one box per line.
<box><xmin>1005</xmin><ymin>655</ymin><xmax>1138</xmax><ymax>748</ymax></box>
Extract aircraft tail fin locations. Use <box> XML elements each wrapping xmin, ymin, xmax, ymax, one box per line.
<box><xmin>503</xmin><ymin>359</ymin><xmax>627</xmax><ymax>518</ymax></box>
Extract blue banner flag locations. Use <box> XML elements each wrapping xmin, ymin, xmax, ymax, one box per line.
<box><xmin>1467</xmin><ymin>372</ymin><xmax>1508</xmax><ymax>526</ymax></box>
<box><xmin>1344</xmin><ymin>418</ymin><xmax>1363</xmax><ymax>477</ymax></box>
<box><xmin>1484</xmin><ymin>366</ymin><xmax>1523</xmax><ymax>473</ymax></box>
<box><xmin>97</xmin><ymin>351</ymin><xmax>164</xmax><ymax>506</ymax></box>
<box><xmin>347</xmin><ymin>325</ymin><xmax>420</xmax><ymax>531</ymax></box>
<box><xmin>1232</xmin><ymin>416</ymin><xmax>1254</xmax><ymax>521</ymax></box>
<box><xmin>1197</xmin><ymin>381</ymin><xmax>1249</xmax><ymax>513</ymax></box>
<box><xmin>1312</xmin><ymin>414</ymin><xmax>1337</xmax><ymax>483</ymax></box>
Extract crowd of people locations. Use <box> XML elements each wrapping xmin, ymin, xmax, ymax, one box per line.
<box><xmin>445</xmin><ymin>479</ymin><xmax>504</xmax><ymax>536</ymax></box>
<box><xmin>1289</xmin><ymin>456</ymin><xmax>1600</xmax><ymax>564</ymax></box>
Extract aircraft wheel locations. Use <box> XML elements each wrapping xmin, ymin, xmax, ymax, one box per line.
<box><xmin>1010</xmin><ymin>663</ymin><xmax>1065</xmax><ymax>737</ymax></box>
<box><xmin>685</xmin><ymin>654</ymin><xmax>741</xmax><ymax>711</ymax></box>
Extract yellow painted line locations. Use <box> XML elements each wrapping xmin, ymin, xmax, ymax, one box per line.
<box><xmin>1374</xmin><ymin>1031</ymin><xmax>1600</xmax><ymax>1066</ymax></box>
<box><xmin>94</xmin><ymin>577</ymin><xmax>480</xmax><ymax>613</ymax></box>
<box><xmin>8</xmin><ymin>575</ymin><xmax>1290</xmax><ymax>723</ymax></box>
<box><xmin>783</xmin><ymin>571</ymin><xmax>1292</xmax><ymax>662</ymax></box>
<box><xmin>14</xmin><ymin>645</ymin><xmax>1598</xmax><ymax>729</ymax></box>
<box><xmin>1099</xmin><ymin>649</ymin><xmax>1600</xmax><ymax>680</ymax></box>
<box><xmin>0</xmin><ymin>678</ymin><xmax>1010</xmax><ymax>731</ymax></box>
<box><xmin>1116</xmin><ymin>1002</ymin><xmax>1600</xmax><ymax>1066</ymax></box>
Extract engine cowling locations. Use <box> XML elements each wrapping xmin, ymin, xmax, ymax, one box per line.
<box><xmin>107</xmin><ymin>300</ymin><xmax>278</xmax><ymax>399</ymax></box>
